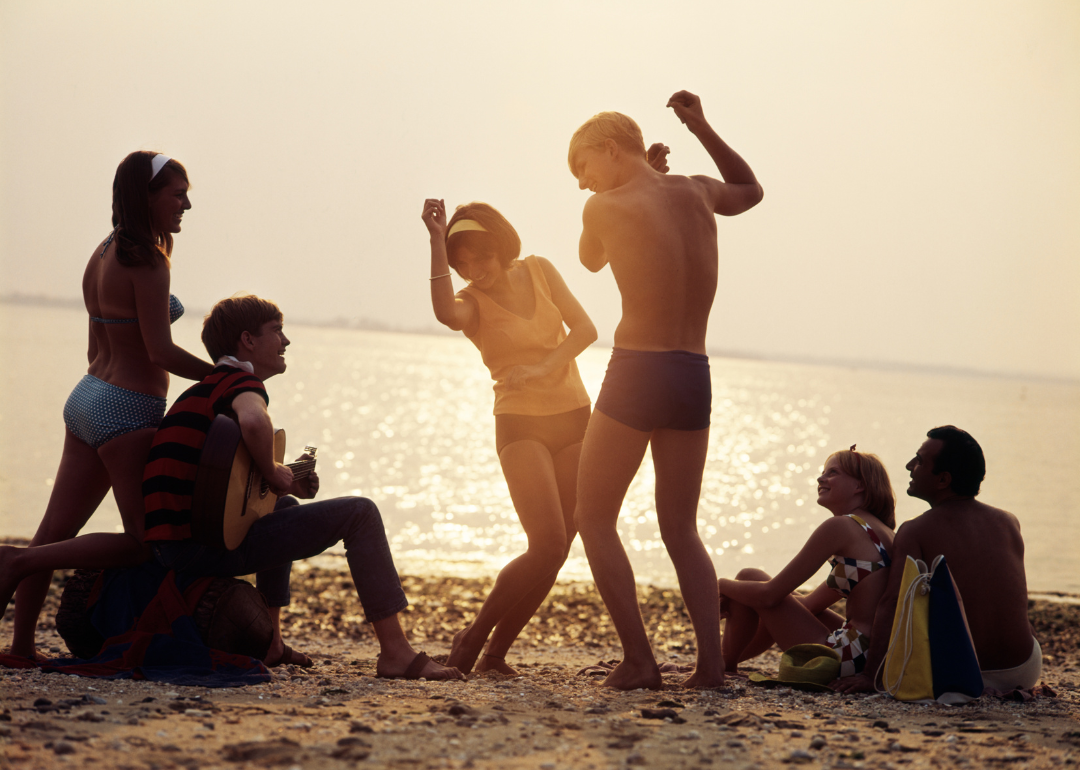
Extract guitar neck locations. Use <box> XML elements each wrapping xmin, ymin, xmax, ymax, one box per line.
<box><xmin>286</xmin><ymin>458</ymin><xmax>317</xmax><ymax>480</ymax></box>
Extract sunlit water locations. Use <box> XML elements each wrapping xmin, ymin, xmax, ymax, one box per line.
<box><xmin>2</xmin><ymin>302</ymin><xmax>1077</xmax><ymax>594</ymax></box>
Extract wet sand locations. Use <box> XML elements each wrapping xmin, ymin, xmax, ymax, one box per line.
<box><xmin>2</xmin><ymin>559</ymin><xmax>1078</xmax><ymax>769</ymax></box>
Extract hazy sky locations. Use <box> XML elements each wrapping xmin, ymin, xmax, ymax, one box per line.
<box><xmin>2</xmin><ymin>1</ymin><xmax>1077</xmax><ymax>380</ymax></box>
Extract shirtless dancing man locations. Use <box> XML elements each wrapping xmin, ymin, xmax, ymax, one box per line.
<box><xmin>569</xmin><ymin>91</ymin><xmax>763</xmax><ymax>689</ymax></box>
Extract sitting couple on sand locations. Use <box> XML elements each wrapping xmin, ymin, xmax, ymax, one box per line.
<box><xmin>721</xmin><ymin>428</ymin><xmax>1041</xmax><ymax>696</ymax></box>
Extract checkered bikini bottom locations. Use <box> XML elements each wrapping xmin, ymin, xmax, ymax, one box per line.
<box><xmin>826</xmin><ymin>620</ymin><xmax>871</xmax><ymax>678</ymax></box>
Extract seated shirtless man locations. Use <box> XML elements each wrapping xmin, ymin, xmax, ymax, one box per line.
<box><xmin>142</xmin><ymin>294</ymin><xmax>462</xmax><ymax>680</ymax></box>
<box><xmin>568</xmin><ymin>91</ymin><xmax>763</xmax><ymax>689</ymax></box>
<box><xmin>833</xmin><ymin>426</ymin><xmax>1041</xmax><ymax>694</ymax></box>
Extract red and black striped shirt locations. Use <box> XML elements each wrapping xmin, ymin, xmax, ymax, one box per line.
<box><xmin>143</xmin><ymin>365</ymin><xmax>268</xmax><ymax>542</ymax></box>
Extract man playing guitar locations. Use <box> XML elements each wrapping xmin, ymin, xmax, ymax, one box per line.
<box><xmin>141</xmin><ymin>294</ymin><xmax>462</xmax><ymax>679</ymax></box>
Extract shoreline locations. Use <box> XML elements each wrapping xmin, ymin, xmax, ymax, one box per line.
<box><xmin>2</xmin><ymin>558</ymin><xmax>1078</xmax><ymax>768</ymax></box>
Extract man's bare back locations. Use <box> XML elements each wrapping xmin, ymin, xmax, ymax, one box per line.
<box><xmin>899</xmin><ymin>499</ymin><xmax>1031</xmax><ymax>670</ymax></box>
<box><xmin>581</xmin><ymin>173</ymin><xmax>719</xmax><ymax>353</ymax></box>
<box><xmin>573</xmin><ymin>91</ymin><xmax>762</xmax><ymax>354</ymax></box>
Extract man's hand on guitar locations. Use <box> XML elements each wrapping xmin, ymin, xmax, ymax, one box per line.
<box><xmin>267</xmin><ymin>463</ymin><xmax>295</xmax><ymax>497</ymax></box>
<box><xmin>290</xmin><ymin>453</ymin><xmax>320</xmax><ymax>499</ymax></box>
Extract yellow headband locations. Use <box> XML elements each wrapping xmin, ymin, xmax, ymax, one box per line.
<box><xmin>447</xmin><ymin>219</ymin><xmax>488</xmax><ymax>238</ymax></box>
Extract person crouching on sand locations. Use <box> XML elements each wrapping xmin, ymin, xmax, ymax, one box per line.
<box><xmin>718</xmin><ymin>447</ymin><xmax>895</xmax><ymax>680</ymax></box>
<box><xmin>421</xmin><ymin>199</ymin><xmax>597</xmax><ymax>675</ymax></box>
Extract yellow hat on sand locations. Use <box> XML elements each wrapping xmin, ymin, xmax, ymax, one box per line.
<box><xmin>748</xmin><ymin>644</ymin><xmax>841</xmax><ymax>692</ymax></box>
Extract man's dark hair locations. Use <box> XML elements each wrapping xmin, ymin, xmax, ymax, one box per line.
<box><xmin>926</xmin><ymin>425</ymin><xmax>985</xmax><ymax>497</ymax></box>
<box><xmin>201</xmin><ymin>294</ymin><xmax>282</xmax><ymax>362</ymax></box>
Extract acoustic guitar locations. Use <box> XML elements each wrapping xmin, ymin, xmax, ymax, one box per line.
<box><xmin>191</xmin><ymin>414</ymin><xmax>317</xmax><ymax>550</ymax></box>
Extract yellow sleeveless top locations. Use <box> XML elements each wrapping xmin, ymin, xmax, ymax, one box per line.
<box><xmin>461</xmin><ymin>256</ymin><xmax>591</xmax><ymax>416</ymax></box>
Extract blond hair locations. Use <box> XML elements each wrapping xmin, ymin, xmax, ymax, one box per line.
<box><xmin>567</xmin><ymin>111</ymin><xmax>646</xmax><ymax>175</ymax></box>
<box><xmin>826</xmin><ymin>448</ymin><xmax>896</xmax><ymax>529</ymax></box>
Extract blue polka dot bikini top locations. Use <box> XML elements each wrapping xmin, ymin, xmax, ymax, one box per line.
<box><xmin>89</xmin><ymin>229</ymin><xmax>184</xmax><ymax>325</ymax></box>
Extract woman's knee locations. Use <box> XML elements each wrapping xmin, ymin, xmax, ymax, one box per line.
<box><xmin>734</xmin><ymin>567</ymin><xmax>771</xmax><ymax>582</ymax></box>
<box><xmin>525</xmin><ymin>533</ymin><xmax>568</xmax><ymax>566</ymax></box>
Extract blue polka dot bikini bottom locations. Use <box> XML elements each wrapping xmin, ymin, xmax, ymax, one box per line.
<box><xmin>63</xmin><ymin>375</ymin><xmax>167</xmax><ymax>449</ymax></box>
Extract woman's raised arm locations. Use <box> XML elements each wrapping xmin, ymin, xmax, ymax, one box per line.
<box><xmin>422</xmin><ymin>198</ymin><xmax>477</xmax><ymax>333</ymax></box>
<box><xmin>718</xmin><ymin>516</ymin><xmax>851</xmax><ymax>609</ymax></box>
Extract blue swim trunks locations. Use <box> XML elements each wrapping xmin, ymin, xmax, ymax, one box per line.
<box><xmin>63</xmin><ymin>375</ymin><xmax>167</xmax><ymax>449</ymax></box>
<box><xmin>594</xmin><ymin>348</ymin><xmax>711</xmax><ymax>432</ymax></box>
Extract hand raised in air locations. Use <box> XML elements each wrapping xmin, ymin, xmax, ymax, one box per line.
<box><xmin>421</xmin><ymin>198</ymin><xmax>447</xmax><ymax>239</ymax></box>
<box><xmin>667</xmin><ymin>90</ymin><xmax>707</xmax><ymax>129</ymax></box>
<box><xmin>647</xmin><ymin>143</ymin><xmax>671</xmax><ymax>173</ymax></box>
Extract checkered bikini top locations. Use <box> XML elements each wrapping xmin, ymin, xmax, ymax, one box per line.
<box><xmin>89</xmin><ymin>229</ymin><xmax>184</xmax><ymax>325</ymax></box>
<box><xmin>826</xmin><ymin>514</ymin><xmax>891</xmax><ymax>597</ymax></box>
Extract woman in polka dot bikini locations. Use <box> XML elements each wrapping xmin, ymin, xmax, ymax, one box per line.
<box><xmin>0</xmin><ymin>152</ymin><xmax>214</xmax><ymax>658</ymax></box>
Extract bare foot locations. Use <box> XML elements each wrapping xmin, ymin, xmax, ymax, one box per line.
<box><xmin>446</xmin><ymin>625</ymin><xmax>486</xmax><ymax>676</ymax></box>
<box><xmin>264</xmin><ymin>642</ymin><xmax>313</xmax><ymax>668</ymax></box>
<box><xmin>680</xmin><ymin>667</ymin><xmax>726</xmax><ymax>689</ymax></box>
<box><xmin>0</xmin><ymin>545</ymin><xmax>22</xmax><ymax>623</ymax></box>
<box><xmin>600</xmin><ymin>659</ymin><xmax>663</xmax><ymax>691</ymax></box>
<box><xmin>474</xmin><ymin>653</ymin><xmax>518</xmax><ymax>676</ymax></box>
<box><xmin>3</xmin><ymin>645</ymin><xmax>46</xmax><ymax>662</ymax></box>
<box><xmin>377</xmin><ymin>650</ymin><xmax>465</xmax><ymax>681</ymax></box>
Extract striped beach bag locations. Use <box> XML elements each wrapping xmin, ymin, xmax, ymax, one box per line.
<box><xmin>877</xmin><ymin>554</ymin><xmax>984</xmax><ymax>704</ymax></box>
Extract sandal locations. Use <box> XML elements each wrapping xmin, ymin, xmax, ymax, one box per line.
<box><xmin>377</xmin><ymin>651</ymin><xmax>463</xmax><ymax>681</ymax></box>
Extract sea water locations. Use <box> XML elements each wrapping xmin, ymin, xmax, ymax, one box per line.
<box><xmin>1</xmin><ymin>302</ymin><xmax>1077</xmax><ymax>594</ymax></box>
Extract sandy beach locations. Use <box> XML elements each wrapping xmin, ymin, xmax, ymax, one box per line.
<box><xmin>2</xmin><ymin>556</ymin><xmax>1078</xmax><ymax>769</ymax></box>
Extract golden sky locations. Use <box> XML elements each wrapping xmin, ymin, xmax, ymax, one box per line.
<box><xmin>2</xmin><ymin>0</ymin><xmax>1077</xmax><ymax>379</ymax></box>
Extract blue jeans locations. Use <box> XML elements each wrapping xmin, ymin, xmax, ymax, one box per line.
<box><xmin>151</xmin><ymin>496</ymin><xmax>408</xmax><ymax>623</ymax></box>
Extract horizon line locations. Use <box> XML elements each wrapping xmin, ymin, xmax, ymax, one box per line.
<box><xmin>3</xmin><ymin>292</ymin><xmax>1075</xmax><ymax>386</ymax></box>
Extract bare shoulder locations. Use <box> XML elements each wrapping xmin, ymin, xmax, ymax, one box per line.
<box><xmin>977</xmin><ymin>502</ymin><xmax>1024</xmax><ymax>536</ymax></box>
<box><xmin>808</xmin><ymin>514</ymin><xmax>860</xmax><ymax>545</ymax></box>
<box><xmin>533</xmin><ymin>255</ymin><xmax>564</xmax><ymax>283</ymax></box>
<box><xmin>532</xmin><ymin>255</ymin><xmax>555</xmax><ymax>273</ymax></box>
<box><xmin>125</xmin><ymin>262</ymin><xmax>171</xmax><ymax>312</ymax></box>
<box><xmin>891</xmin><ymin>517</ymin><xmax>925</xmax><ymax>554</ymax></box>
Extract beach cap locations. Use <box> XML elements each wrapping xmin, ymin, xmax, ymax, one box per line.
<box><xmin>748</xmin><ymin>644</ymin><xmax>841</xmax><ymax>692</ymax></box>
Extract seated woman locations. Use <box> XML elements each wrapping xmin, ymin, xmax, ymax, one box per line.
<box><xmin>717</xmin><ymin>447</ymin><xmax>895</xmax><ymax>679</ymax></box>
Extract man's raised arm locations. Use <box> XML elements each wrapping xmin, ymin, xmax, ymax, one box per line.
<box><xmin>668</xmin><ymin>90</ymin><xmax>763</xmax><ymax>216</ymax></box>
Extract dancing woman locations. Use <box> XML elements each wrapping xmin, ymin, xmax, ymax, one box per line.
<box><xmin>421</xmin><ymin>199</ymin><xmax>597</xmax><ymax>674</ymax></box>
<box><xmin>0</xmin><ymin>152</ymin><xmax>213</xmax><ymax>657</ymax></box>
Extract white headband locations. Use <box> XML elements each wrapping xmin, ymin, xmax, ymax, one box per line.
<box><xmin>150</xmin><ymin>154</ymin><xmax>172</xmax><ymax>181</ymax></box>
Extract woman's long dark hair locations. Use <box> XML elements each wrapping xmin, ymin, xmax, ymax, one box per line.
<box><xmin>110</xmin><ymin>151</ymin><xmax>188</xmax><ymax>268</ymax></box>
